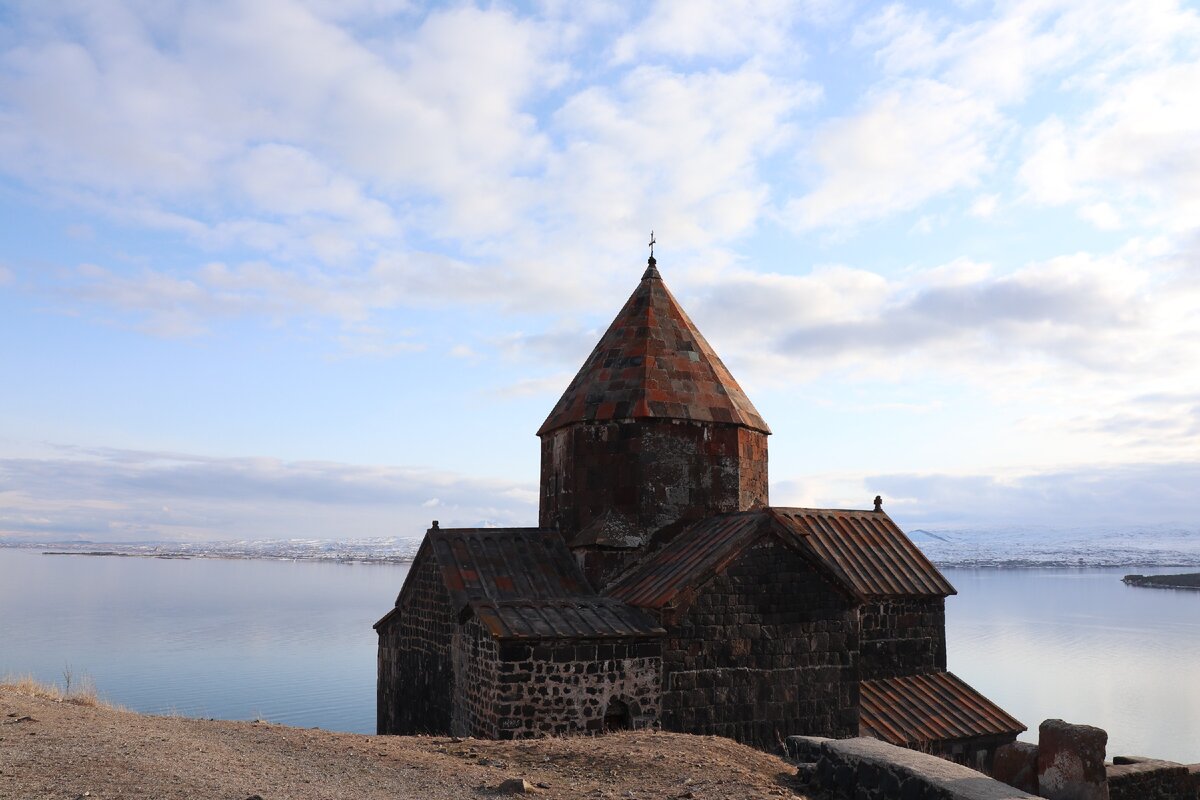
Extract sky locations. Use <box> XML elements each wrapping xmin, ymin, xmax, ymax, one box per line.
<box><xmin>1</xmin><ymin>0</ymin><xmax>1199</xmax><ymax>542</ymax></box>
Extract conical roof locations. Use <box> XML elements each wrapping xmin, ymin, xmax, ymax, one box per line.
<box><xmin>537</xmin><ymin>258</ymin><xmax>770</xmax><ymax>436</ymax></box>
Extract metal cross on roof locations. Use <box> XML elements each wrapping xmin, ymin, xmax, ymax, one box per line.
<box><xmin>648</xmin><ymin>230</ymin><xmax>656</xmax><ymax>259</ymax></box>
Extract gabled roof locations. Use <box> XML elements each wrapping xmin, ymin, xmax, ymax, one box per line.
<box><xmin>606</xmin><ymin>506</ymin><xmax>953</xmax><ymax>613</ymax></box>
<box><xmin>400</xmin><ymin>526</ymin><xmax>663</xmax><ymax>640</ymax></box>
<box><xmin>860</xmin><ymin>671</ymin><xmax>1026</xmax><ymax>746</ymax></box>
<box><xmin>773</xmin><ymin>508</ymin><xmax>956</xmax><ymax>599</ymax></box>
<box><xmin>605</xmin><ymin>509</ymin><xmax>863</xmax><ymax>610</ymax></box>
<box><xmin>537</xmin><ymin>259</ymin><xmax>770</xmax><ymax>436</ymax></box>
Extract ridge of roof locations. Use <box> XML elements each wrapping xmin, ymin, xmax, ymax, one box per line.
<box><xmin>537</xmin><ymin>260</ymin><xmax>770</xmax><ymax>436</ymax></box>
<box><xmin>772</xmin><ymin>507</ymin><xmax>957</xmax><ymax>599</ymax></box>
<box><xmin>606</xmin><ymin>509</ymin><xmax>863</xmax><ymax>612</ymax></box>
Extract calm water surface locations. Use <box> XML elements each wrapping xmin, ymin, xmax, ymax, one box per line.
<box><xmin>0</xmin><ymin>547</ymin><xmax>408</xmax><ymax>734</ymax></box>
<box><xmin>2</xmin><ymin>549</ymin><xmax>1197</xmax><ymax>761</ymax></box>
<box><xmin>944</xmin><ymin>567</ymin><xmax>1200</xmax><ymax>763</ymax></box>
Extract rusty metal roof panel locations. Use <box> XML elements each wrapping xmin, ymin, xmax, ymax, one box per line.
<box><xmin>474</xmin><ymin>599</ymin><xmax>665</xmax><ymax>640</ymax></box>
<box><xmin>606</xmin><ymin>510</ymin><xmax>775</xmax><ymax>608</ymax></box>
<box><xmin>860</xmin><ymin>671</ymin><xmax>1025</xmax><ymax>746</ymax></box>
<box><xmin>428</xmin><ymin>527</ymin><xmax>592</xmax><ymax>608</ymax></box>
<box><xmin>426</xmin><ymin>526</ymin><xmax>662</xmax><ymax>640</ymax></box>
<box><xmin>774</xmin><ymin>508</ymin><xmax>956</xmax><ymax>598</ymax></box>
<box><xmin>537</xmin><ymin>260</ymin><xmax>770</xmax><ymax>436</ymax></box>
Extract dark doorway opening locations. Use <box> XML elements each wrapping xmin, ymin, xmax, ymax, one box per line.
<box><xmin>604</xmin><ymin>699</ymin><xmax>632</xmax><ymax>732</ymax></box>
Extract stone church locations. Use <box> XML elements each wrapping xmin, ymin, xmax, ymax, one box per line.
<box><xmin>376</xmin><ymin>251</ymin><xmax>1024</xmax><ymax>763</ymax></box>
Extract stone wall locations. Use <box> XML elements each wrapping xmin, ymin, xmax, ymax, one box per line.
<box><xmin>859</xmin><ymin>597</ymin><xmax>947</xmax><ymax>680</ymax></box>
<box><xmin>1107</xmin><ymin>758</ymin><xmax>1198</xmax><ymax>800</ymax></box>
<box><xmin>376</xmin><ymin>551</ymin><xmax>457</xmax><ymax>734</ymax></box>
<box><xmin>450</xmin><ymin>624</ymin><xmax>662</xmax><ymax>739</ymax></box>
<box><xmin>450</xmin><ymin>617</ymin><xmax>501</xmax><ymax>738</ymax></box>
<box><xmin>991</xmin><ymin>720</ymin><xmax>1199</xmax><ymax>800</ymax></box>
<box><xmin>539</xmin><ymin>419</ymin><xmax>768</xmax><ymax>587</ymax></box>
<box><xmin>786</xmin><ymin>735</ymin><xmax>1038</xmax><ymax>800</ymax></box>
<box><xmin>661</xmin><ymin>538</ymin><xmax>859</xmax><ymax>748</ymax></box>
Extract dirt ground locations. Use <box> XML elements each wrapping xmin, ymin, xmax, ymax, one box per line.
<box><xmin>0</xmin><ymin>686</ymin><xmax>810</xmax><ymax>800</ymax></box>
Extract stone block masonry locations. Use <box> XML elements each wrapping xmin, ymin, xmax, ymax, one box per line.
<box><xmin>990</xmin><ymin>720</ymin><xmax>1198</xmax><ymax>800</ymax></box>
<box><xmin>859</xmin><ymin>597</ymin><xmax>947</xmax><ymax>680</ymax></box>
<box><xmin>661</xmin><ymin>538</ymin><xmax>859</xmax><ymax>748</ymax></box>
<box><xmin>993</xmin><ymin>742</ymin><xmax>1039</xmax><ymax>795</ymax></box>
<box><xmin>540</xmin><ymin>420</ymin><xmax>768</xmax><ymax>587</ymax></box>
<box><xmin>377</xmin><ymin>553</ymin><xmax>455</xmax><ymax>735</ymax></box>
<box><xmin>786</xmin><ymin>735</ymin><xmax>1039</xmax><ymax>800</ymax></box>
<box><xmin>452</xmin><ymin>617</ymin><xmax>662</xmax><ymax>740</ymax></box>
<box><xmin>1107</xmin><ymin>758</ymin><xmax>1198</xmax><ymax>800</ymax></box>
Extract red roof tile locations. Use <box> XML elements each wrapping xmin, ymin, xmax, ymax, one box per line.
<box><xmin>860</xmin><ymin>671</ymin><xmax>1026</xmax><ymax>746</ymax></box>
<box><xmin>537</xmin><ymin>259</ymin><xmax>770</xmax><ymax>436</ymax></box>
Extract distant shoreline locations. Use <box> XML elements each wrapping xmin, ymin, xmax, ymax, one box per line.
<box><xmin>5</xmin><ymin>541</ymin><xmax>1200</xmax><ymax>571</ymax></box>
<box><xmin>42</xmin><ymin>551</ymin><xmax>192</xmax><ymax>559</ymax></box>
<box><xmin>1123</xmin><ymin>572</ymin><xmax>1200</xmax><ymax>591</ymax></box>
<box><xmin>0</xmin><ymin>540</ymin><xmax>418</xmax><ymax>565</ymax></box>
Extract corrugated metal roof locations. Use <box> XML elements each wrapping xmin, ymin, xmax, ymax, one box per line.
<box><xmin>426</xmin><ymin>527</ymin><xmax>662</xmax><ymax>640</ymax></box>
<box><xmin>773</xmin><ymin>508</ymin><xmax>956</xmax><ymax>598</ymax></box>
<box><xmin>606</xmin><ymin>510</ymin><xmax>772</xmax><ymax>608</ymax></box>
<box><xmin>428</xmin><ymin>527</ymin><xmax>590</xmax><ymax>607</ymax></box>
<box><xmin>860</xmin><ymin>671</ymin><xmax>1025</xmax><ymax>746</ymax></box>
<box><xmin>473</xmin><ymin>599</ymin><xmax>664</xmax><ymax>639</ymax></box>
<box><xmin>537</xmin><ymin>259</ymin><xmax>770</xmax><ymax>436</ymax></box>
<box><xmin>607</xmin><ymin>505</ymin><xmax>950</xmax><ymax>610</ymax></box>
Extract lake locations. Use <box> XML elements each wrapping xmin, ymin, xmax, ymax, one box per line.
<box><xmin>2</xmin><ymin>548</ymin><xmax>1197</xmax><ymax>762</ymax></box>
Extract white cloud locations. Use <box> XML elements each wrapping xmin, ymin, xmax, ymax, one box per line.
<box><xmin>786</xmin><ymin>79</ymin><xmax>998</xmax><ymax>230</ymax></box>
<box><xmin>547</xmin><ymin>64</ymin><xmax>815</xmax><ymax>248</ymax></box>
<box><xmin>612</xmin><ymin>0</ymin><xmax>813</xmax><ymax>63</ymax></box>
<box><xmin>869</xmin><ymin>462</ymin><xmax>1200</xmax><ymax>529</ymax></box>
<box><xmin>690</xmin><ymin>237</ymin><xmax>1200</xmax><ymax>467</ymax></box>
<box><xmin>0</xmin><ymin>2</ymin><xmax>559</xmax><ymax>249</ymax></box>
<box><xmin>0</xmin><ymin>445</ymin><xmax>535</xmax><ymax>542</ymax></box>
<box><xmin>814</xmin><ymin>0</ymin><xmax>1200</xmax><ymax>232</ymax></box>
<box><xmin>968</xmin><ymin>194</ymin><xmax>999</xmax><ymax>218</ymax></box>
<box><xmin>700</xmin><ymin>245</ymin><xmax>1165</xmax><ymax>373</ymax></box>
<box><xmin>1020</xmin><ymin>60</ymin><xmax>1200</xmax><ymax>232</ymax></box>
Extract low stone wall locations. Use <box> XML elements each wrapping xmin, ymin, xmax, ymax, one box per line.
<box><xmin>1107</xmin><ymin>758</ymin><xmax>1198</xmax><ymax>800</ymax></box>
<box><xmin>1036</xmin><ymin>719</ymin><xmax>1108</xmax><ymax>800</ymax></box>
<box><xmin>988</xmin><ymin>719</ymin><xmax>1199</xmax><ymax>800</ymax></box>
<box><xmin>786</xmin><ymin>736</ymin><xmax>1038</xmax><ymax>800</ymax></box>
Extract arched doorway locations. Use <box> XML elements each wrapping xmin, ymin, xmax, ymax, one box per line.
<box><xmin>603</xmin><ymin>698</ymin><xmax>632</xmax><ymax>732</ymax></box>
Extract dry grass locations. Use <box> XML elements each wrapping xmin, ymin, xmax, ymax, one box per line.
<box><xmin>1</xmin><ymin>673</ymin><xmax>114</xmax><ymax>709</ymax></box>
<box><xmin>0</xmin><ymin>687</ymin><xmax>809</xmax><ymax>799</ymax></box>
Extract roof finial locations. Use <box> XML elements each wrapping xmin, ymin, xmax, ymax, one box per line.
<box><xmin>873</xmin><ymin>496</ymin><xmax>883</xmax><ymax>512</ymax></box>
<box><xmin>642</xmin><ymin>230</ymin><xmax>660</xmax><ymax>280</ymax></box>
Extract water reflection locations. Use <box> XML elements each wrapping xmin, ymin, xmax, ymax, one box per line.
<box><xmin>944</xmin><ymin>567</ymin><xmax>1200</xmax><ymax>763</ymax></box>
